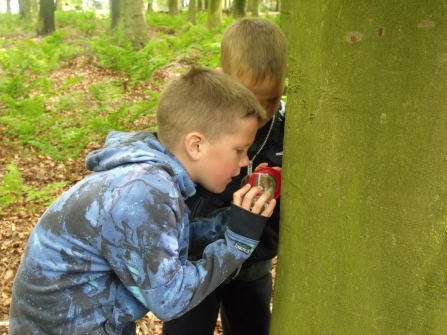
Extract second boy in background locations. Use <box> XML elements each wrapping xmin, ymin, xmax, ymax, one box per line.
<box><xmin>163</xmin><ymin>17</ymin><xmax>288</xmax><ymax>335</ymax></box>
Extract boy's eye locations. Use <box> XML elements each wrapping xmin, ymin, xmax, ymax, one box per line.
<box><xmin>236</xmin><ymin>149</ymin><xmax>245</xmax><ymax>154</ymax></box>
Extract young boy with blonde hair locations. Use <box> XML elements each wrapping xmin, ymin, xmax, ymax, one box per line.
<box><xmin>9</xmin><ymin>66</ymin><xmax>276</xmax><ymax>335</ymax></box>
<box><xmin>163</xmin><ymin>17</ymin><xmax>288</xmax><ymax>335</ymax></box>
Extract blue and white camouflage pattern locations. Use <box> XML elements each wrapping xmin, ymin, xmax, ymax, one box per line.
<box><xmin>9</xmin><ymin>131</ymin><xmax>266</xmax><ymax>334</ymax></box>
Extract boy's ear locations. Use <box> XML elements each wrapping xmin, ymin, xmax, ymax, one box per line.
<box><xmin>184</xmin><ymin>132</ymin><xmax>205</xmax><ymax>160</ymax></box>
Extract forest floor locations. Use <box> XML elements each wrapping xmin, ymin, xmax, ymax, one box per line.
<box><xmin>0</xmin><ymin>38</ymin><xmax>276</xmax><ymax>335</ymax></box>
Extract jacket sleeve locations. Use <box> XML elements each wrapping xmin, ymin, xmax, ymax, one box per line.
<box><xmin>244</xmin><ymin>197</ymin><xmax>280</xmax><ymax>264</ymax></box>
<box><xmin>101</xmin><ymin>173</ymin><xmax>267</xmax><ymax>321</ymax></box>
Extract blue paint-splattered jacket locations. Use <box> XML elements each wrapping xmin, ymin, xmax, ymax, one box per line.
<box><xmin>9</xmin><ymin>131</ymin><xmax>267</xmax><ymax>335</ymax></box>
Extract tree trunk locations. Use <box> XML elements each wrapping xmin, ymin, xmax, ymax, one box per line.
<box><xmin>6</xmin><ymin>0</ymin><xmax>11</xmax><ymax>14</ymax></box>
<box><xmin>207</xmin><ymin>0</ymin><xmax>221</xmax><ymax>29</ymax></box>
<box><xmin>120</xmin><ymin>0</ymin><xmax>147</xmax><ymax>50</ymax></box>
<box><xmin>168</xmin><ymin>0</ymin><xmax>178</xmax><ymax>16</ymax></box>
<box><xmin>55</xmin><ymin>0</ymin><xmax>63</xmax><ymax>11</ymax></box>
<box><xmin>187</xmin><ymin>0</ymin><xmax>196</xmax><ymax>24</ymax></box>
<box><xmin>271</xmin><ymin>0</ymin><xmax>447</xmax><ymax>334</ymax></box>
<box><xmin>30</xmin><ymin>0</ymin><xmax>37</xmax><ymax>15</ymax></box>
<box><xmin>251</xmin><ymin>0</ymin><xmax>258</xmax><ymax>16</ymax></box>
<box><xmin>147</xmin><ymin>0</ymin><xmax>153</xmax><ymax>13</ymax></box>
<box><xmin>197</xmin><ymin>0</ymin><xmax>203</xmax><ymax>12</ymax></box>
<box><xmin>275</xmin><ymin>0</ymin><xmax>279</xmax><ymax>11</ymax></box>
<box><xmin>233</xmin><ymin>0</ymin><xmax>246</xmax><ymax>19</ymax></box>
<box><xmin>36</xmin><ymin>0</ymin><xmax>55</xmax><ymax>36</ymax></box>
<box><xmin>110</xmin><ymin>0</ymin><xmax>121</xmax><ymax>30</ymax></box>
<box><xmin>18</xmin><ymin>0</ymin><xmax>31</xmax><ymax>23</ymax></box>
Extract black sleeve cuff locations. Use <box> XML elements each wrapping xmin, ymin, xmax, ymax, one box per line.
<box><xmin>227</xmin><ymin>204</ymin><xmax>268</xmax><ymax>241</ymax></box>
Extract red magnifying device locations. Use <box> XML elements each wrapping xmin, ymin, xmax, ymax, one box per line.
<box><xmin>246</xmin><ymin>167</ymin><xmax>281</xmax><ymax>201</ymax></box>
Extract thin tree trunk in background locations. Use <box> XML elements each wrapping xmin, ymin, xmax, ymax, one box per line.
<box><xmin>55</xmin><ymin>0</ymin><xmax>62</xmax><ymax>11</ymax></box>
<box><xmin>110</xmin><ymin>0</ymin><xmax>121</xmax><ymax>29</ymax></box>
<box><xmin>168</xmin><ymin>0</ymin><xmax>178</xmax><ymax>15</ymax></box>
<box><xmin>270</xmin><ymin>0</ymin><xmax>447</xmax><ymax>334</ymax></box>
<box><xmin>207</xmin><ymin>0</ymin><xmax>221</xmax><ymax>29</ymax></box>
<box><xmin>197</xmin><ymin>0</ymin><xmax>203</xmax><ymax>12</ymax></box>
<box><xmin>30</xmin><ymin>0</ymin><xmax>37</xmax><ymax>16</ymax></box>
<box><xmin>251</xmin><ymin>0</ymin><xmax>258</xmax><ymax>16</ymax></box>
<box><xmin>18</xmin><ymin>0</ymin><xmax>31</xmax><ymax>22</ymax></box>
<box><xmin>6</xmin><ymin>0</ymin><xmax>11</xmax><ymax>13</ymax></box>
<box><xmin>233</xmin><ymin>0</ymin><xmax>246</xmax><ymax>18</ymax></box>
<box><xmin>120</xmin><ymin>0</ymin><xmax>147</xmax><ymax>50</ymax></box>
<box><xmin>246</xmin><ymin>0</ymin><xmax>252</xmax><ymax>12</ymax></box>
<box><xmin>36</xmin><ymin>0</ymin><xmax>55</xmax><ymax>36</ymax></box>
<box><xmin>147</xmin><ymin>0</ymin><xmax>153</xmax><ymax>13</ymax></box>
<box><xmin>275</xmin><ymin>0</ymin><xmax>279</xmax><ymax>11</ymax></box>
<box><xmin>187</xmin><ymin>0</ymin><xmax>196</xmax><ymax>24</ymax></box>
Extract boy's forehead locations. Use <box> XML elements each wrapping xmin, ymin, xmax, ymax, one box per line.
<box><xmin>237</xmin><ymin>76</ymin><xmax>284</xmax><ymax>96</ymax></box>
<box><xmin>235</xmin><ymin>74</ymin><xmax>283</xmax><ymax>87</ymax></box>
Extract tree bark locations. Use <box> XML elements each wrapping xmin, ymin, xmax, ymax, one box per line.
<box><xmin>271</xmin><ymin>0</ymin><xmax>447</xmax><ymax>334</ymax></box>
<box><xmin>110</xmin><ymin>0</ymin><xmax>121</xmax><ymax>30</ymax></box>
<box><xmin>55</xmin><ymin>0</ymin><xmax>63</xmax><ymax>11</ymax></box>
<box><xmin>251</xmin><ymin>0</ymin><xmax>258</xmax><ymax>16</ymax></box>
<box><xmin>187</xmin><ymin>0</ymin><xmax>196</xmax><ymax>24</ymax></box>
<box><xmin>36</xmin><ymin>0</ymin><xmax>55</xmax><ymax>36</ymax></box>
<box><xmin>207</xmin><ymin>0</ymin><xmax>222</xmax><ymax>29</ymax></box>
<box><xmin>168</xmin><ymin>0</ymin><xmax>178</xmax><ymax>16</ymax></box>
<box><xmin>18</xmin><ymin>0</ymin><xmax>31</xmax><ymax>23</ymax></box>
<box><xmin>233</xmin><ymin>0</ymin><xmax>246</xmax><ymax>19</ymax></box>
<box><xmin>147</xmin><ymin>0</ymin><xmax>153</xmax><ymax>13</ymax></box>
<box><xmin>30</xmin><ymin>0</ymin><xmax>37</xmax><ymax>15</ymax></box>
<box><xmin>6</xmin><ymin>0</ymin><xmax>11</xmax><ymax>14</ymax></box>
<box><xmin>120</xmin><ymin>0</ymin><xmax>148</xmax><ymax>50</ymax></box>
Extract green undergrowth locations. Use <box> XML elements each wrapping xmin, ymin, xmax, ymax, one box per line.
<box><xmin>0</xmin><ymin>11</ymin><xmax>231</xmax><ymax>160</ymax></box>
<box><xmin>0</xmin><ymin>10</ymin><xmax>281</xmax><ymax>206</ymax></box>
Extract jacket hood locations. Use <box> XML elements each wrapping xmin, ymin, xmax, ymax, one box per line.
<box><xmin>86</xmin><ymin>131</ymin><xmax>196</xmax><ymax>198</ymax></box>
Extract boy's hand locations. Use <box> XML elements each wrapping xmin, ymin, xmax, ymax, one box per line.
<box><xmin>233</xmin><ymin>184</ymin><xmax>276</xmax><ymax>217</ymax></box>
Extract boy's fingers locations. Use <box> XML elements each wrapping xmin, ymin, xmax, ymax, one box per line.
<box><xmin>249</xmin><ymin>192</ymin><xmax>273</xmax><ymax>214</ymax></box>
<box><xmin>233</xmin><ymin>185</ymin><xmax>276</xmax><ymax>216</ymax></box>
<box><xmin>254</xmin><ymin>162</ymin><xmax>268</xmax><ymax>170</ymax></box>
<box><xmin>241</xmin><ymin>186</ymin><xmax>263</xmax><ymax>210</ymax></box>
<box><xmin>259</xmin><ymin>199</ymin><xmax>276</xmax><ymax>217</ymax></box>
<box><xmin>233</xmin><ymin>184</ymin><xmax>251</xmax><ymax>206</ymax></box>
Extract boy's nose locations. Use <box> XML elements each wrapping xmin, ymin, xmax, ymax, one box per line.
<box><xmin>240</xmin><ymin>154</ymin><xmax>249</xmax><ymax>167</ymax></box>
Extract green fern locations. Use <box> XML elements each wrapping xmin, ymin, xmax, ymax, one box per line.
<box><xmin>0</xmin><ymin>163</ymin><xmax>69</xmax><ymax>210</ymax></box>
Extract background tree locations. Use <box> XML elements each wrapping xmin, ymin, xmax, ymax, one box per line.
<box><xmin>110</xmin><ymin>0</ymin><xmax>120</xmax><ymax>29</ymax></box>
<box><xmin>271</xmin><ymin>0</ymin><xmax>447</xmax><ymax>334</ymax></box>
<box><xmin>249</xmin><ymin>0</ymin><xmax>259</xmax><ymax>16</ymax></box>
<box><xmin>168</xmin><ymin>0</ymin><xmax>178</xmax><ymax>16</ymax></box>
<box><xmin>197</xmin><ymin>0</ymin><xmax>204</xmax><ymax>11</ymax></box>
<box><xmin>147</xmin><ymin>0</ymin><xmax>153</xmax><ymax>13</ymax></box>
<box><xmin>6</xmin><ymin>0</ymin><xmax>12</xmax><ymax>13</ymax></box>
<box><xmin>55</xmin><ymin>0</ymin><xmax>63</xmax><ymax>11</ymax></box>
<box><xmin>30</xmin><ymin>0</ymin><xmax>37</xmax><ymax>15</ymax></box>
<box><xmin>36</xmin><ymin>0</ymin><xmax>55</xmax><ymax>36</ymax></box>
<box><xmin>18</xmin><ymin>0</ymin><xmax>31</xmax><ymax>23</ymax></box>
<box><xmin>233</xmin><ymin>0</ymin><xmax>246</xmax><ymax>18</ymax></box>
<box><xmin>207</xmin><ymin>0</ymin><xmax>221</xmax><ymax>29</ymax></box>
<box><xmin>187</xmin><ymin>0</ymin><xmax>196</xmax><ymax>24</ymax></box>
<box><xmin>120</xmin><ymin>0</ymin><xmax>148</xmax><ymax>50</ymax></box>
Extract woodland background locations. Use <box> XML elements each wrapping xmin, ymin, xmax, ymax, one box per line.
<box><xmin>0</xmin><ymin>1</ymin><xmax>281</xmax><ymax>334</ymax></box>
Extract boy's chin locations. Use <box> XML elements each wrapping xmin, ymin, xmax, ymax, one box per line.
<box><xmin>205</xmin><ymin>184</ymin><xmax>227</xmax><ymax>194</ymax></box>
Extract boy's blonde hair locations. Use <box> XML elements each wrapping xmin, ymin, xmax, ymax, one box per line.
<box><xmin>157</xmin><ymin>66</ymin><xmax>267</xmax><ymax>150</ymax></box>
<box><xmin>221</xmin><ymin>17</ymin><xmax>288</xmax><ymax>84</ymax></box>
